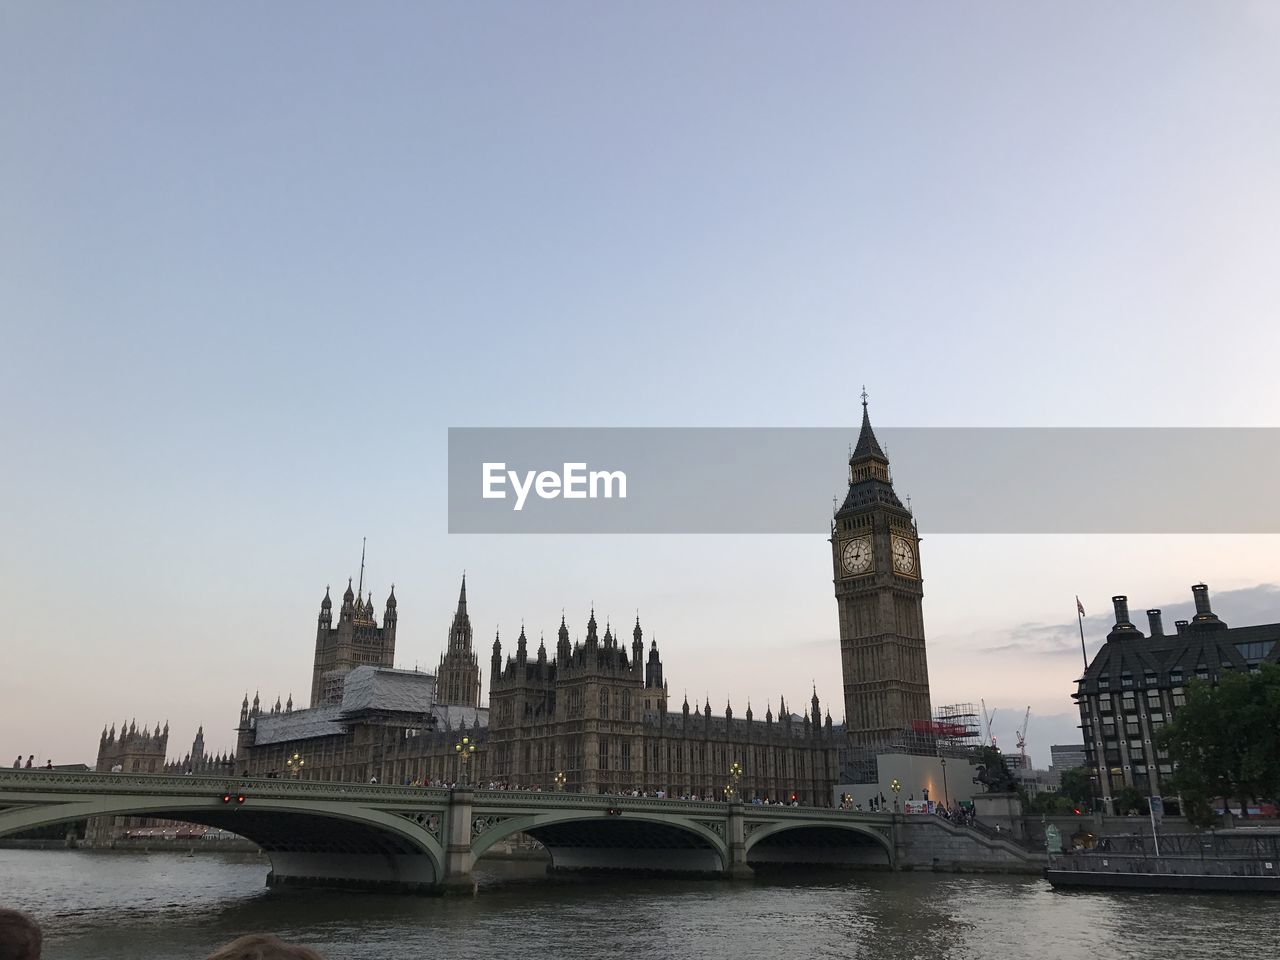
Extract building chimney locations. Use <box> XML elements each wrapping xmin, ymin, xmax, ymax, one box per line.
<box><xmin>1146</xmin><ymin>609</ymin><xmax>1164</xmax><ymax>636</ymax></box>
<box><xmin>1192</xmin><ymin>583</ymin><xmax>1212</xmax><ymax>616</ymax></box>
<box><xmin>1175</xmin><ymin>619</ymin><xmax>1189</xmax><ymax>634</ymax></box>
<box><xmin>1108</xmin><ymin>595</ymin><xmax>1141</xmax><ymax>639</ymax></box>
<box><xmin>1189</xmin><ymin>583</ymin><xmax>1226</xmax><ymax>629</ymax></box>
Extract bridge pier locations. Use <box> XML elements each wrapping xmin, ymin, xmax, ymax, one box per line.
<box><xmin>439</xmin><ymin>786</ymin><xmax>477</xmax><ymax>894</ymax></box>
<box><xmin>725</xmin><ymin>801</ymin><xmax>753</xmax><ymax>879</ymax></box>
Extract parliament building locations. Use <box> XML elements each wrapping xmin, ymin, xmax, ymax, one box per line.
<box><xmin>217</xmin><ymin>403</ymin><xmax>933</xmax><ymax>803</ymax></box>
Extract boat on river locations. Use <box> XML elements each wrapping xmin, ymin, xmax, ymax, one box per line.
<box><xmin>1046</xmin><ymin>829</ymin><xmax>1280</xmax><ymax>892</ymax></box>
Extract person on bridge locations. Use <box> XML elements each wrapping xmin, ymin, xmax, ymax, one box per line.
<box><xmin>10</xmin><ymin>757</ymin><xmax>18</xmax><ymax>769</ymax></box>
<box><xmin>206</xmin><ymin>933</ymin><xmax>324</xmax><ymax>959</ymax></box>
<box><xmin>23</xmin><ymin>756</ymin><xmax>32</xmax><ymax>769</ymax></box>
<box><xmin>0</xmin><ymin>907</ymin><xmax>42</xmax><ymax>960</ymax></box>
<box><xmin>42</xmin><ymin>761</ymin><xmax>52</xmax><ymax>771</ymax></box>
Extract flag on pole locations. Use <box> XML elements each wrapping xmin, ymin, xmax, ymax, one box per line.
<box><xmin>1076</xmin><ymin>596</ymin><xmax>1086</xmax><ymax>618</ymax></box>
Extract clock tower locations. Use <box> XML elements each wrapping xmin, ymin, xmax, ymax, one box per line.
<box><xmin>831</xmin><ymin>395</ymin><xmax>932</xmax><ymax>746</ymax></box>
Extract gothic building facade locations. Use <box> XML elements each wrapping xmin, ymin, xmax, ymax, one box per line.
<box><xmin>233</xmin><ymin>574</ymin><xmax>839</xmax><ymax>802</ymax></box>
<box><xmin>87</xmin><ymin>722</ymin><xmax>234</xmax><ymax>842</ymax></box>
<box><xmin>310</xmin><ymin>579</ymin><xmax>398</xmax><ymax>707</ymax></box>
<box><xmin>436</xmin><ymin>576</ymin><xmax>482</xmax><ymax>707</ymax></box>
<box><xmin>831</xmin><ymin>398</ymin><xmax>932</xmax><ymax>746</ymax></box>
<box><xmin>226</xmin><ymin>402</ymin><xmax>924</xmax><ymax>801</ymax></box>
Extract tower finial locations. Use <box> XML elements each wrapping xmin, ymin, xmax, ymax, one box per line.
<box><xmin>861</xmin><ymin>385</ymin><xmax>868</xmax><ymax>408</ymax></box>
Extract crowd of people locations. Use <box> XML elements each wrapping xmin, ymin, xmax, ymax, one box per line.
<box><xmin>0</xmin><ymin>909</ymin><xmax>327</xmax><ymax>960</ymax></box>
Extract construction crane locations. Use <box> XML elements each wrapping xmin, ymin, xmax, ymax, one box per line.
<box><xmin>1015</xmin><ymin>706</ymin><xmax>1032</xmax><ymax>763</ymax></box>
<box><xmin>981</xmin><ymin>699</ymin><xmax>998</xmax><ymax>747</ymax></box>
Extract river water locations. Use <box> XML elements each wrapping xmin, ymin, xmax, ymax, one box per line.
<box><xmin>1</xmin><ymin>850</ymin><xmax>1274</xmax><ymax>960</ymax></box>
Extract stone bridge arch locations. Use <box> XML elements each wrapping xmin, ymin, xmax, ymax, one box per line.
<box><xmin>743</xmin><ymin>819</ymin><xmax>894</xmax><ymax>869</ymax></box>
<box><xmin>471</xmin><ymin>808</ymin><xmax>729</xmax><ymax>875</ymax></box>
<box><xmin>0</xmin><ymin>790</ymin><xmax>447</xmax><ymax>892</ymax></box>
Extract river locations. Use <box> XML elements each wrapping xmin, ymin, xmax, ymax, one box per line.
<box><xmin>1</xmin><ymin>850</ymin><xmax>1274</xmax><ymax>960</ymax></box>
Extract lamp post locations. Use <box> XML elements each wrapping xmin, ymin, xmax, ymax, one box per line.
<box><xmin>890</xmin><ymin>778</ymin><xmax>902</xmax><ymax>813</ymax></box>
<box><xmin>728</xmin><ymin>761</ymin><xmax>743</xmax><ymax>802</ymax></box>
<box><xmin>940</xmin><ymin>755</ymin><xmax>949</xmax><ymax>807</ymax></box>
<box><xmin>554</xmin><ymin>771</ymin><xmax>566</xmax><ymax>792</ymax></box>
<box><xmin>454</xmin><ymin>736</ymin><xmax>476</xmax><ymax>787</ymax></box>
<box><xmin>286</xmin><ymin>753</ymin><xmax>305</xmax><ymax>779</ymax></box>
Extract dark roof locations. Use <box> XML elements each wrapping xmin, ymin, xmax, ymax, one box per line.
<box><xmin>1077</xmin><ymin>620</ymin><xmax>1280</xmax><ymax>694</ymax></box>
<box><xmin>851</xmin><ymin>403</ymin><xmax>887</xmax><ymax>460</ymax></box>
<box><xmin>836</xmin><ymin>402</ymin><xmax>906</xmax><ymax>515</ymax></box>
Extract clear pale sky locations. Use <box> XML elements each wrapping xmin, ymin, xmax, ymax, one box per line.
<box><xmin>3</xmin><ymin>3</ymin><xmax>1278</xmax><ymax>769</ymax></box>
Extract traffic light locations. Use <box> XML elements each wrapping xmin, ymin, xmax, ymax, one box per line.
<box><xmin>220</xmin><ymin>791</ymin><xmax>246</xmax><ymax>805</ymax></box>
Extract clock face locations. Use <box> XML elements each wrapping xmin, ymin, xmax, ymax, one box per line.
<box><xmin>891</xmin><ymin>535</ymin><xmax>916</xmax><ymax>574</ymax></box>
<box><xmin>841</xmin><ymin>536</ymin><xmax>872</xmax><ymax>575</ymax></box>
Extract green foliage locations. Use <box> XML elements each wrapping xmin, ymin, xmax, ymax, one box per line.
<box><xmin>1111</xmin><ymin>785</ymin><xmax>1148</xmax><ymax>816</ymax></box>
<box><xmin>1158</xmin><ymin>662</ymin><xmax>1280</xmax><ymax>824</ymax></box>
<box><xmin>1018</xmin><ymin>788</ymin><xmax>1077</xmax><ymax>816</ymax></box>
<box><xmin>1057</xmin><ymin>766</ymin><xmax>1095</xmax><ymax>809</ymax></box>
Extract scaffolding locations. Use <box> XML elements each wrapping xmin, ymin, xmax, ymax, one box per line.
<box><xmin>929</xmin><ymin>703</ymin><xmax>982</xmax><ymax>747</ymax></box>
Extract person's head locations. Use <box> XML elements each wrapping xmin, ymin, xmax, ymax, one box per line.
<box><xmin>206</xmin><ymin>934</ymin><xmax>324</xmax><ymax>960</ymax></box>
<box><xmin>0</xmin><ymin>908</ymin><xmax>42</xmax><ymax>960</ymax></box>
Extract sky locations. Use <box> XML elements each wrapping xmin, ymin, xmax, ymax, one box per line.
<box><xmin>2</xmin><ymin>3</ymin><xmax>1278</xmax><ymax>770</ymax></box>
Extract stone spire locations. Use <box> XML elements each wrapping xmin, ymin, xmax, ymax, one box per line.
<box><xmin>837</xmin><ymin>391</ymin><xmax>902</xmax><ymax>513</ymax></box>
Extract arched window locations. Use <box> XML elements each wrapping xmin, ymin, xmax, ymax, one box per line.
<box><xmin>621</xmin><ymin>689</ymin><xmax>631</xmax><ymax>721</ymax></box>
<box><xmin>600</xmin><ymin>687</ymin><xmax>610</xmax><ymax>719</ymax></box>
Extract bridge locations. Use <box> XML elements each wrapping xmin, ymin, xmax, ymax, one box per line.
<box><xmin>0</xmin><ymin>770</ymin><xmax>1035</xmax><ymax>893</ymax></box>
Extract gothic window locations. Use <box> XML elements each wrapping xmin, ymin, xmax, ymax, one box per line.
<box><xmin>600</xmin><ymin>688</ymin><xmax>610</xmax><ymax>719</ymax></box>
<box><xmin>621</xmin><ymin>689</ymin><xmax>631</xmax><ymax>721</ymax></box>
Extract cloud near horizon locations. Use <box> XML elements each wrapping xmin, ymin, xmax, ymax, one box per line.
<box><xmin>957</xmin><ymin>582</ymin><xmax>1280</xmax><ymax>657</ymax></box>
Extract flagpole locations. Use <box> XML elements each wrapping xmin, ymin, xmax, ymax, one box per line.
<box><xmin>1076</xmin><ymin>597</ymin><xmax>1089</xmax><ymax>673</ymax></box>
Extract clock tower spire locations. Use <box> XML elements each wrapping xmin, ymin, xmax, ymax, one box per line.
<box><xmin>831</xmin><ymin>395</ymin><xmax>932</xmax><ymax>747</ymax></box>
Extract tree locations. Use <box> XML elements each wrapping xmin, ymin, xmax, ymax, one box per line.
<box><xmin>1112</xmin><ymin>785</ymin><xmax>1147</xmax><ymax>816</ymax></box>
<box><xmin>1158</xmin><ymin>662</ymin><xmax>1280</xmax><ymax>827</ymax></box>
<box><xmin>1058</xmin><ymin>767</ymin><xmax>1095</xmax><ymax>811</ymax></box>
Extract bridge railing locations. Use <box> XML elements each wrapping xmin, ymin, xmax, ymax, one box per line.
<box><xmin>1</xmin><ymin>771</ymin><xmax>887</xmax><ymax>821</ymax></box>
<box><xmin>0</xmin><ymin>769</ymin><xmax>450</xmax><ymax>803</ymax></box>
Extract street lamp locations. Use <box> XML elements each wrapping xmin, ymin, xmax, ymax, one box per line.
<box><xmin>890</xmin><ymin>778</ymin><xmax>902</xmax><ymax>812</ymax></box>
<box><xmin>728</xmin><ymin>761</ymin><xmax>743</xmax><ymax>801</ymax></box>
<box><xmin>454</xmin><ymin>736</ymin><xmax>476</xmax><ymax>786</ymax></box>
<box><xmin>286</xmin><ymin>753</ymin><xmax>305</xmax><ymax>779</ymax></box>
<box><xmin>940</xmin><ymin>755</ymin><xmax>949</xmax><ymax>807</ymax></box>
<box><xmin>554</xmin><ymin>771</ymin><xmax>566</xmax><ymax>792</ymax></box>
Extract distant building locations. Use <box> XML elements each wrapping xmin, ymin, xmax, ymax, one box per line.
<box><xmin>1049</xmin><ymin>744</ymin><xmax>1086</xmax><ymax>771</ymax></box>
<box><xmin>1073</xmin><ymin>584</ymin><xmax>1280</xmax><ymax>813</ymax></box>
<box><xmin>87</xmin><ymin>723</ymin><xmax>233</xmax><ymax>843</ymax></box>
